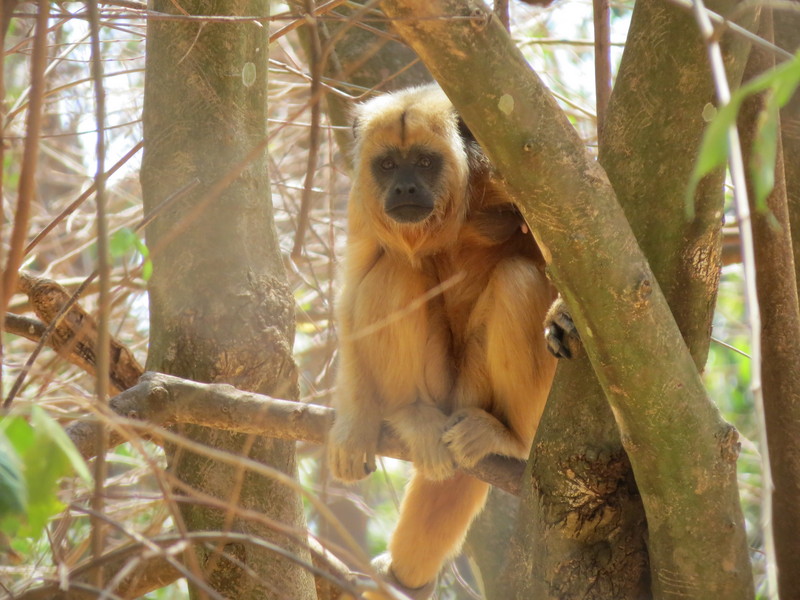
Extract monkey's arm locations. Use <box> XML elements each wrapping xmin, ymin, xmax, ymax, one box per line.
<box><xmin>444</xmin><ymin>257</ymin><xmax>557</xmax><ymax>467</ymax></box>
<box><xmin>328</xmin><ymin>332</ymin><xmax>385</xmax><ymax>481</ymax></box>
<box><xmin>328</xmin><ymin>235</ymin><xmax>386</xmax><ymax>482</ymax></box>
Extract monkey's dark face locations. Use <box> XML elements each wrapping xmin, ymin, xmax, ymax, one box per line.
<box><xmin>370</xmin><ymin>145</ymin><xmax>444</xmax><ymax>224</ymax></box>
<box><xmin>349</xmin><ymin>85</ymin><xmax>470</xmax><ymax>259</ymax></box>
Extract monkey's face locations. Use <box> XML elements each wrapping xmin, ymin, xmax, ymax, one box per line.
<box><xmin>369</xmin><ymin>145</ymin><xmax>444</xmax><ymax>224</ymax></box>
<box><xmin>349</xmin><ymin>86</ymin><xmax>470</xmax><ymax>256</ymax></box>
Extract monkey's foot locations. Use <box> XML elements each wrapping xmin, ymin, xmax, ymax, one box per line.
<box><xmin>360</xmin><ymin>553</ymin><xmax>435</xmax><ymax>600</ymax></box>
<box><xmin>544</xmin><ymin>296</ymin><xmax>582</xmax><ymax>359</ymax></box>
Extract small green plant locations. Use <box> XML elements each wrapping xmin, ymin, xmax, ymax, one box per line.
<box><xmin>111</xmin><ymin>226</ymin><xmax>153</xmax><ymax>280</ymax></box>
<box><xmin>0</xmin><ymin>407</ymin><xmax>92</xmax><ymax>539</ymax></box>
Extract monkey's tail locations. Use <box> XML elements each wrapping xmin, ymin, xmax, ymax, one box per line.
<box><xmin>388</xmin><ymin>470</ymin><xmax>490</xmax><ymax>589</ymax></box>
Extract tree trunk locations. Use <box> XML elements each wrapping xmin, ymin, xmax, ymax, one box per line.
<box><xmin>140</xmin><ymin>2</ymin><xmax>316</xmax><ymax>598</ymax></box>
<box><xmin>500</xmin><ymin>0</ymin><xmax>754</xmax><ymax>590</ymax></box>
<box><xmin>504</xmin><ymin>3</ymin><xmax>754</xmax><ymax>595</ymax></box>
<box><xmin>739</xmin><ymin>13</ymin><xmax>800</xmax><ymax>597</ymax></box>
<box><xmin>378</xmin><ymin>0</ymin><xmax>754</xmax><ymax>597</ymax></box>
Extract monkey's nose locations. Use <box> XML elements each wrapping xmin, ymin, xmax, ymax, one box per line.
<box><xmin>394</xmin><ymin>184</ymin><xmax>417</xmax><ymax>195</ymax></box>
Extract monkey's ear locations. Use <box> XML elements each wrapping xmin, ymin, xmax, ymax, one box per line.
<box><xmin>456</xmin><ymin>115</ymin><xmax>476</xmax><ymax>144</ymax></box>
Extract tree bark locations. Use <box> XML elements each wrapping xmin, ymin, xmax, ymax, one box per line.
<box><xmin>139</xmin><ymin>1</ymin><xmax>316</xmax><ymax>598</ymax></box>
<box><xmin>504</xmin><ymin>2</ymin><xmax>753</xmax><ymax>595</ymax></box>
<box><xmin>378</xmin><ymin>0</ymin><xmax>754</xmax><ymax>597</ymax></box>
<box><xmin>739</xmin><ymin>13</ymin><xmax>800</xmax><ymax>597</ymax></box>
<box><xmin>775</xmin><ymin>5</ymin><xmax>800</xmax><ymax>301</ymax></box>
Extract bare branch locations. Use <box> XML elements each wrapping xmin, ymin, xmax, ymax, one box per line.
<box><xmin>65</xmin><ymin>371</ymin><xmax>526</xmax><ymax>496</ymax></box>
<box><xmin>1</xmin><ymin>0</ymin><xmax>49</xmax><ymax>310</ymax></box>
<box><xmin>14</xmin><ymin>272</ymin><xmax>144</xmax><ymax>394</ymax></box>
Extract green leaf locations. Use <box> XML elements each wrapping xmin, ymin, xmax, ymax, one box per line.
<box><xmin>142</xmin><ymin>258</ymin><xmax>153</xmax><ymax>281</ymax></box>
<box><xmin>30</xmin><ymin>406</ymin><xmax>92</xmax><ymax>485</ymax></box>
<box><xmin>772</xmin><ymin>55</ymin><xmax>800</xmax><ymax>107</ymax></box>
<box><xmin>111</xmin><ymin>227</ymin><xmax>152</xmax><ymax>279</ymax></box>
<box><xmin>686</xmin><ymin>101</ymin><xmax>740</xmax><ymax>216</ymax></box>
<box><xmin>0</xmin><ymin>408</ymin><xmax>93</xmax><ymax>537</ymax></box>
<box><xmin>687</xmin><ymin>50</ymin><xmax>800</xmax><ymax>216</ymax></box>
<box><xmin>0</xmin><ymin>430</ymin><xmax>27</xmax><ymax>521</ymax></box>
<box><xmin>110</xmin><ymin>227</ymin><xmax>138</xmax><ymax>258</ymax></box>
<box><xmin>1</xmin><ymin>416</ymin><xmax>35</xmax><ymax>453</ymax></box>
<box><xmin>750</xmin><ymin>100</ymin><xmax>779</xmax><ymax>210</ymax></box>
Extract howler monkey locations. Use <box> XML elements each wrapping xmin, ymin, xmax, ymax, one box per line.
<box><xmin>328</xmin><ymin>85</ymin><xmax>559</xmax><ymax>597</ymax></box>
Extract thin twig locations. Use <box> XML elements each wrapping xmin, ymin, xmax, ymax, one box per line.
<box><xmin>1</xmin><ymin>0</ymin><xmax>50</xmax><ymax>310</ymax></box>
<box><xmin>88</xmin><ymin>0</ymin><xmax>110</xmax><ymax>585</ymax></box>
<box><xmin>592</xmin><ymin>0</ymin><xmax>611</xmax><ymax>139</ymax></box>
<box><xmin>292</xmin><ymin>0</ymin><xmax>324</xmax><ymax>260</ymax></box>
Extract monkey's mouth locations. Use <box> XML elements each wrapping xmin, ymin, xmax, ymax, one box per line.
<box><xmin>386</xmin><ymin>204</ymin><xmax>434</xmax><ymax>224</ymax></box>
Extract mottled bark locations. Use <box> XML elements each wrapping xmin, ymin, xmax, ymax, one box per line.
<box><xmin>378</xmin><ymin>0</ymin><xmax>754</xmax><ymax>597</ymax></box>
<box><xmin>739</xmin><ymin>14</ymin><xmax>800</xmax><ymax>597</ymax></box>
<box><xmin>140</xmin><ymin>1</ymin><xmax>316</xmax><ymax>598</ymax></box>
<box><xmin>462</xmin><ymin>487</ymin><xmax>519</xmax><ymax>599</ymax></box>
<box><xmin>505</xmin><ymin>358</ymin><xmax>649</xmax><ymax>599</ymax></box>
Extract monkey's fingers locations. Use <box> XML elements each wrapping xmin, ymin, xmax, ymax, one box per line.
<box><xmin>442</xmin><ymin>408</ymin><xmax>512</xmax><ymax>467</ymax></box>
<box><xmin>365</xmin><ymin>451</ymin><xmax>377</xmax><ymax>477</ymax></box>
<box><xmin>328</xmin><ymin>443</ymin><xmax>375</xmax><ymax>482</ymax></box>
<box><xmin>544</xmin><ymin>300</ymin><xmax>581</xmax><ymax>359</ymax></box>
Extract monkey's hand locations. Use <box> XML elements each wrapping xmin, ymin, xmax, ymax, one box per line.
<box><xmin>442</xmin><ymin>407</ymin><xmax>528</xmax><ymax>467</ymax></box>
<box><xmin>544</xmin><ymin>295</ymin><xmax>582</xmax><ymax>359</ymax></box>
<box><xmin>327</xmin><ymin>416</ymin><xmax>380</xmax><ymax>482</ymax></box>
<box><xmin>388</xmin><ymin>404</ymin><xmax>456</xmax><ymax>481</ymax></box>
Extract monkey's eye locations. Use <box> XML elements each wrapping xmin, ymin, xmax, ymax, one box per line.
<box><xmin>380</xmin><ymin>158</ymin><xmax>396</xmax><ymax>170</ymax></box>
<box><xmin>417</xmin><ymin>156</ymin><xmax>432</xmax><ymax>168</ymax></box>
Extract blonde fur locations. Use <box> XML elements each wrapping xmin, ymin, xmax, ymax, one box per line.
<box><xmin>328</xmin><ymin>85</ymin><xmax>557</xmax><ymax>590</ymax></box>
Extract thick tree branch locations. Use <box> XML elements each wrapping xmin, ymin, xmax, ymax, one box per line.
<box><xmin>377</xmin><ymin>0</ymin><xmax>753</xmax><ymax>596</ymax></box>
<box><xmin>66</xmin><ymin>372</ymin><xmax>525</xmax><ymax>496</ymax></box>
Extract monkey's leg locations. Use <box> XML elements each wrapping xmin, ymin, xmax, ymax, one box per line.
<box><xmin>386</xmin><ymin>471</ymin><xmax>490</xmax><ymax>590</ymax></box>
